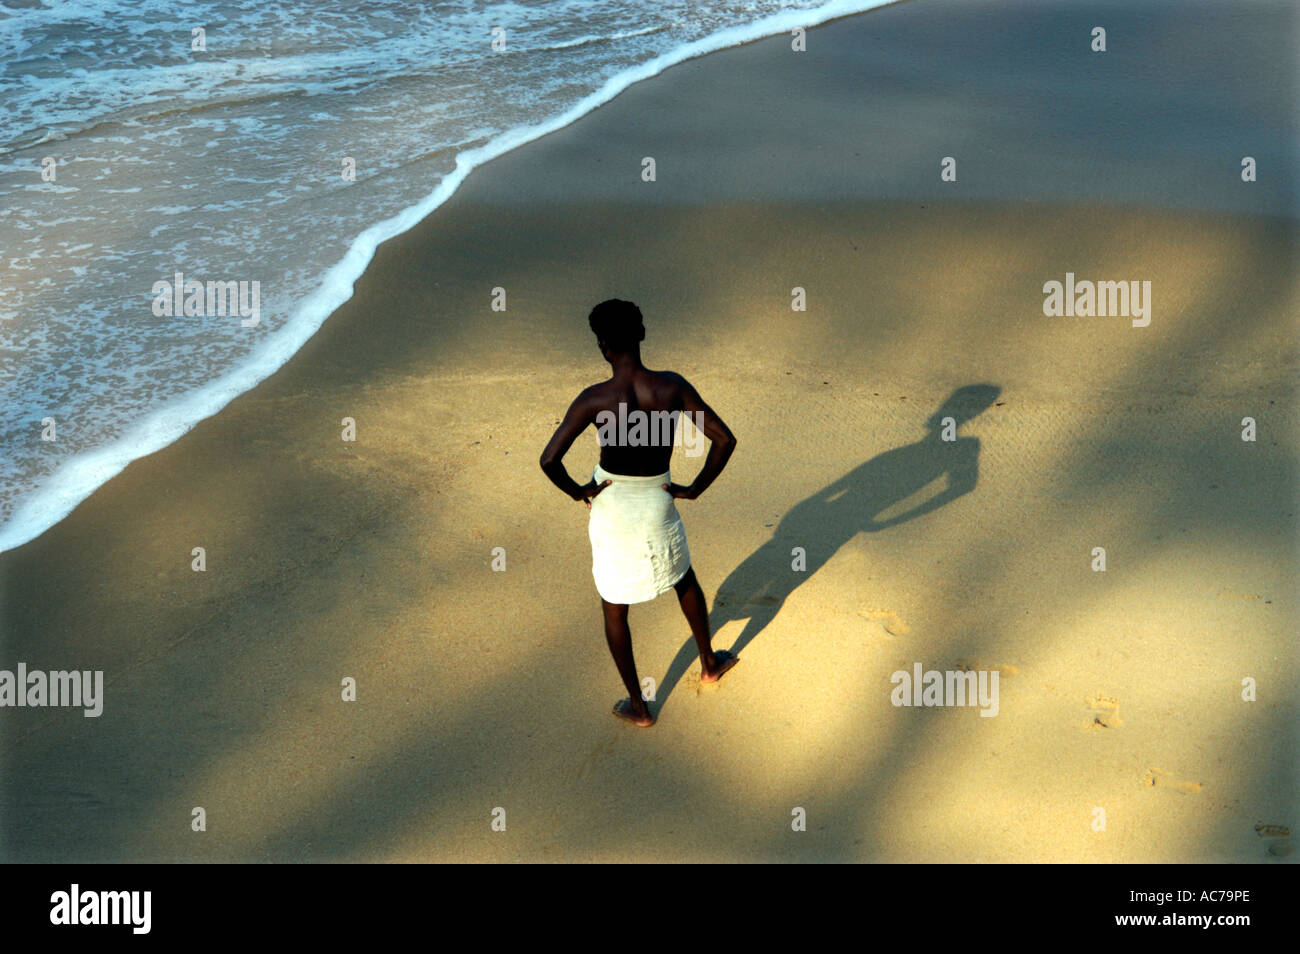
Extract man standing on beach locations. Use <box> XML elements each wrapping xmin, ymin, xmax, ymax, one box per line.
<box><xmin>540</xmin><ymin>299</ymin><xmax>739</xmax><ymax>726</ymax></box>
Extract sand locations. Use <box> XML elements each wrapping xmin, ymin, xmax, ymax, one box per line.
<box><xmin>1</xmin><ymin>0</ymin><xmax>1296</xmax><ymax>862</ymax></box>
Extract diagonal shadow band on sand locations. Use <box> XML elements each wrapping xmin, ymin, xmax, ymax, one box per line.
<box><xmin>652</xmin><ymin>384</ymin><xmax>1000</xmax><ymax>716</ymax></box>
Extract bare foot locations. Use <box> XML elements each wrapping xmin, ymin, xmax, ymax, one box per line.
<box><xmin>700</xmin><ymin>650</ymin><xmax>740</xmax><ymax>683</ymax></box>
<box><xmin>612</xmin><ymin>698</ymin><xmax>655</xmax><ymax>727</ymax></box>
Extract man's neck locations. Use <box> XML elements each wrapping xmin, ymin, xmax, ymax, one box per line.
<box><xmin>609</xmin><ymin>351</ymin><xmax>644</xmax><ymax>375</ymax></box>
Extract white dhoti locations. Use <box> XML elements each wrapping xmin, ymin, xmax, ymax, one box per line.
<box><xmin>587</xmin><ymin>463</ymin><xmax>691</xmax><ymax>604</ymax></box>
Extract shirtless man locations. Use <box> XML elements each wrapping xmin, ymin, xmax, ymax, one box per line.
<box><xmin>540</xmin><ymin>299</ymin><xmax>739</xmax><ymax>726</ymax></box>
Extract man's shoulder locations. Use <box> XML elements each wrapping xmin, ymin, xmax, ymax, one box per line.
<box><xmin>574</xmin><ymin>379</ymin><xmax>617</xmax><ymax>409</ymax></box>
<box><xmin>651</xmin><ymin>369</ymin><xmax>689</xmax><ymax>388</ymax></box>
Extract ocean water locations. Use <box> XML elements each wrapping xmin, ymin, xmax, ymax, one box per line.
<box><xmin>0</xmin><ymin>0</ymin><xmax>895</xmax><ymax>553</ymax></box>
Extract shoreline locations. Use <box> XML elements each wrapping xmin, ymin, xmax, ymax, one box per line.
<box><xmin>0</xmin><ymin>0</ymin><xmax>905</xmax><ymax>557</ymax></box>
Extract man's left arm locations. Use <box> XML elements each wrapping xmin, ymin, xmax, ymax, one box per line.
<box><xmin>664</xmin><ymin>374</ymin><xmax>736</xmax><ymax>500</ymax></box>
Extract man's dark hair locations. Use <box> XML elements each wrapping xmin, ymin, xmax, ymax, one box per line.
<box><xmin>588</xmin><ymin>299</ymin><xmax>645</xmax><ymax>353</ymax></box>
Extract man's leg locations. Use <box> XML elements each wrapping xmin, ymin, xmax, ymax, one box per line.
<box><xmin>673</xmin><ymin>567</ymin><xmax>740</xmax><ymax>683</ymax></box>
<box><xmin>601</xmin><ymin>599</ymin><xmax>654</xmax><ymax>726</ymax></box>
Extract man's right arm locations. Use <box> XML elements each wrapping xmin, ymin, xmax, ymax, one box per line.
<box><xmin>540</xmin><ymin>389</ymin><xmax>608</xmax><ymax>504</ymax></box>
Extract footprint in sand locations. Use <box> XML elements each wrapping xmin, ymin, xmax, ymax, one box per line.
<box><xmin>956</xmin><ymin>659</ymin><xmax>1019</xmax><ymax>676</ymax></box>
<box><xmin>858</xmin><ymin>608</ymin><xmax>910</xmax><ymax>636</ymax></box>
<box><xmin>575</xmin><ymin>736</ymin><xmax>617</xmax><ymax>780</ymax></box>
<box><xmin>1255</xmin><ymin>823</ymin><xmax>1292</xmax><ymax>857</ymax></box>
<box><xmin>1086</xmin><ymin>694</ymin><xmax>1123</xmax><ymax>729</ymax></box>
<box><xmin>1142</xmin><ymin>767</ymin><xmax>1203</xmax><ymax>794</ymax></box>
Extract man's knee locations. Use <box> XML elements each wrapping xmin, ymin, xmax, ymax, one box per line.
<box><xmin>673</xmin><ymin>567</ymin><xmax>698</xmax><ymax>596</ymax></box>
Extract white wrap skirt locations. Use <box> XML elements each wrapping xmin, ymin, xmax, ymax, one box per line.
<box><xmin>587</xmin><ymin>463</ymin><xmax>691</xmax><ymax>604</ymax></box>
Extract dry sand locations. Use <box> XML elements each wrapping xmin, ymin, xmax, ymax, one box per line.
<box><xmin>1</xmin><ymin>0</ymin><xmax>1296</xmax><ymax>862</ymax></box>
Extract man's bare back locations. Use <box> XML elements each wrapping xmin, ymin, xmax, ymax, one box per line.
<box><xmin>541</xmin><ymin>367</ymin><xmax>732</xmax><ymax>499</ymax></box>
<box><xmin>585</xmin><ymin>369</ymin><xmax>682</xmax><ymax>476</ymax></box>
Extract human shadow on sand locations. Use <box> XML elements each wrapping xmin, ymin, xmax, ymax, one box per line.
<box><xmin>653</xmin><ymin>383</ymin><xmax>1000</xmax><ymax>715</ymax></box>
